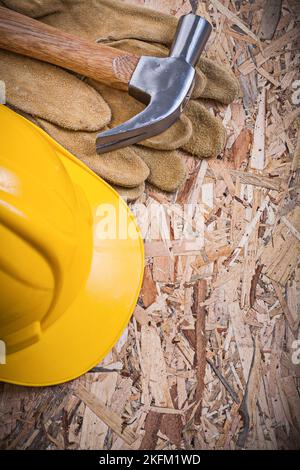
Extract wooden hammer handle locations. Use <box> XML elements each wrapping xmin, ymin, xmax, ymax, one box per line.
<box><xmin>0</xmin><ymin>6</ymin><xmax>139</xmax><ymax>90</ymax></box>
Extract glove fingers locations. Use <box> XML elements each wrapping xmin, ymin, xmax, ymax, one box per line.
<box><xmin>183</xmin><ymin>101</ymin><xmax>226</xmax><ymax>158</ymax></box>
<box><xmin>38</xmin><ymin>115</ymin><xmax>183</xmax><ymax>194</ymax></box>
<box><xmin>198</xmin><ymin>57</ymin><xmax>240</xmax><ymax>105</ymax></box>
<box><xmin>84</xmin><ymin>151</ymin><xmax>149</xmax><ymax>188</ymax></box>
<box><xmin>141</xmin><ymin>114</ymin><xmax>193</xmax><ymax>151</ymax></box>
<box><xmin>137</xmin><ymin>147</ymin><xmax>186</xmax><ymax>192</ymax></box>
<box><xmin>89</xmin><ymin>81</ymin><xmax>193</xmax><ymax>151</ymax></box>
<box><xmin>113</xmin><ymin>183</ymin><xmax>145</xmax><ymax>201</ymax></box>
<box><xmin>3</xmin><ymin>0</ymin><xmax>63</xmax><ymax>18</ymax></box>
<box><xmin>40</xmin><ymin>0</ymin><xmax>177</xmax><ymax>45</ymax></box>
<box><xmin>37</xmin><ymin>118</ymin><xmax>149</xmax><ymax>188</ymax></box>
<box><xmin>88</xmin><ymin>81</ymin><xmax>143</xmax><ymax>126</ymax></box>
<box><xmin>0</xmin><ymin>51</ymin><xmax>111</xmax><ymax>131</ymax></box>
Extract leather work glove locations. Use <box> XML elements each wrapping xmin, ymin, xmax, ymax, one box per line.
<box><xmin>0</xmin><ymin>0</ymin><xmax>239</xmax><ymax>200</ymax></box>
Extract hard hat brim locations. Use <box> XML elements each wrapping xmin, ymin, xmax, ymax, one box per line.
<box><xmin>0</xmin><ymin>122</ymin><xmax>144</xmax><ymax>387</ymax></box>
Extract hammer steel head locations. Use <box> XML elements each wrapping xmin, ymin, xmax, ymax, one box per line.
<box><xmin>96</xmin><ymin>14</ymin><xmax>212</xmax><ymax>154</ymax></box>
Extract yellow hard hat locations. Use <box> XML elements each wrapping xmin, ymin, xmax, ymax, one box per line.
<box><xmin>0</xmin><ymin>105</ymin><xmax>144</xmax><ymax>386</ymax></box>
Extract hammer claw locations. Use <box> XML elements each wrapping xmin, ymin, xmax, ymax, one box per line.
<box><xmin>96</xmin><ymin>14</ymin><xmax>211</xmax><ymax>154</ymax></box>
<box><xmin>96</xmin><ymin>75</ymin><xmax>192</xmax><ymax>154</ymax></box>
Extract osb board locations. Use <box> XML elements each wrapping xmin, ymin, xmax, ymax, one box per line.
<box><xmin>1</xmin><ymin>0</ymin><xmax>300</xmax><ymax>450</ymax></box>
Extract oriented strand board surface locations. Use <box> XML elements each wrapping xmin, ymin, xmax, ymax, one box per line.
<box><xmin>1</xmin><ymin>0</ymin><xmax>300</xmax><ymax>450</ymax></box>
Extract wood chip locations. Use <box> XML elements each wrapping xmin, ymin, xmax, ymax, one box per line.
<box><xmin>192</xmin><ymin>280</ymin><xmax>207</xmax><ymax>424</ymax></box>
<box><xmin>0</xmin><ymin>80</ymin><xmax>5</xmax><ymax>104</ymax></box>
<box><xmin>141</xmin><ymin>324</ymin><xmax>173</xmax><ymax>408</ymax></box>
<box><xmin>210</xmin><ymin>0</ymin><xmax>259</xmax><ymax>43</ymax></box>
<box><xmin>250</xmin><ymin>88</ymin><xmax>266</xmax><ymax>171</ymax></box>
<box><xmin>74</xmin><ymin>383</ymin><xmax>137</xmax><ymax>446</ymax></box>
<box><xmin>140</xmin><ymin>264</ymin><xmax>157</xmax><ymax>307</ymax></box>
<box><xmin>259</xmin><ymin>0</ymin><xmax>282</xmax><ymax>40</ymax></box>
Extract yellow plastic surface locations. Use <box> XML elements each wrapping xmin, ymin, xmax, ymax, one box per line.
<box><xmin>0</xmin><ymin>105</ymin><xmax>144</xmax><ymax>386</ymax></box>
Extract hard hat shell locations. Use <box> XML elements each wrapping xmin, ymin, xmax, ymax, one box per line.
<box><xmin>0</xmin><ymin>105</ymin><xmax>144</xmax><ymax>386</ymax></box>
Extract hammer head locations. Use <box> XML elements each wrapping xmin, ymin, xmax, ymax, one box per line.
<box><xmin>96</xmin><ymin>14</ymin><xmax>212</xmax><ymax>154</ymax></box>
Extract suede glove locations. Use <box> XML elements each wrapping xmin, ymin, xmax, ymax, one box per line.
<box><xmin>1</xmin><ymin>0</ymin><xmax>239</xmax><ymax>200</ymax></box>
